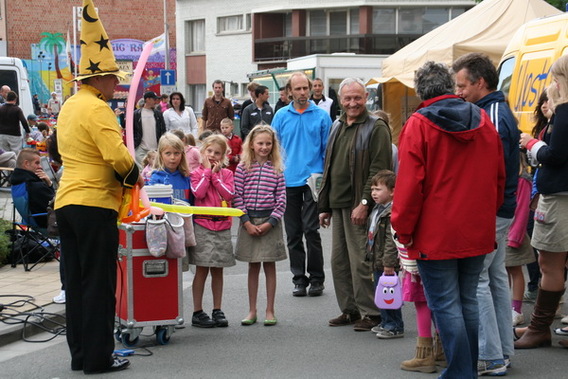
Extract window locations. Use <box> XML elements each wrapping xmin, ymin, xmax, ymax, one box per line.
<box><xmin>284</xmin><ymin>13</ymin><xmax>292</xmax><ymax>37</ymax></box>
<box><xmin>310</xmin><ymin>10</ymin><xmax>326</xmax><ymax>36</ymax></box>
<box><xmin>330</xmin><ymin>11</ymin><xmax>347</xmax><ymax>36</ymax></box>
<box><xmin>398</xmin><ymin>8</ymin><xmax>424</xmax><ymax>34</ymax></box>
<box><xmin>372</xmin><ymin>8</ymin><xmax>395</xmax><ymax>34</ymax></box>
<box><xmin>451</xmin><ymin>8</ymin><xmax>467</xmax><ymax>19</ymax></box>
<box><xmin>218</xmin><ymin>15</ymin><xmax>250</xmax><ymax>34</ymax></box>
<box><xmin>422</xmin><ymin>8</ymin><xmax>449</xmax><ymax>33</ymax></box>
<box><xmin>350</xmin><ymin>8</ymin><xmax>360</xmax><ymax>35</ymax></box>
<box><xmin>188</xmin><ymin>84</ymin><xmax>206</xmax><ymax>113</ymax></box>
<box><xmin>186</xmin><ymin>19</ymin><xmax>205</xmax><ymax>54</ymax></box>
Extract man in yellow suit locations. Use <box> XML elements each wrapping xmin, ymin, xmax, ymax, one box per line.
<box><xmin>54</xmin><ymin>0</ymin><xmax>143</xmax><ymax>374</ymax></box>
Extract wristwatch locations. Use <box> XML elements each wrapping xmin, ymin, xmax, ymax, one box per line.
<box><xmin>361</xmin><ymin>199</ymin><xmax>368</xmax><ymax>206</ymax></box>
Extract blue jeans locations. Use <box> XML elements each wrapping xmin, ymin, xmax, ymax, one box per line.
<box><xmin>418</xmin><ymin>255</ymin><xmax>485</xmax><ymax>379</ymax></box>
<box><xmin>374</xmin><ymin>271</ymin><xmax>404</xmax><ymax>332</ymax></box>
<box><xmin>477</xmin><ymin>217</ymin><xmax>514</xmax><ymax>360</ymax></box>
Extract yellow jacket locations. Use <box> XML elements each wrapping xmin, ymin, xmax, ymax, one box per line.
<box><xmin>55</xmin><ymin>84</ymin><xmax>138</xmax><ymax>212</ymax></box>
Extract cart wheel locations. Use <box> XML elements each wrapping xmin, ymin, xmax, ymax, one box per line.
<box><xmin>114</xmin><ymin>330</ymin><xmax>121</xmax><ymax>342</ymax></box>
<box><xmin>156</xmin><ymin>328</ymin><xmax>170</xmax><ymax>345</ymax></box>
<box><xmin>121</xmin><ymin>333</ymin><xmax>139</xmax><ymax>347</ymax></box>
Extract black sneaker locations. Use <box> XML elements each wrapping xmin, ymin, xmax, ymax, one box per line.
<box><xmin>212</xmin><ymin>309</ymin><xmax>229</xmax><ymax>327</ymax></box>
<box><xmin>308</xmin><ymin>283</ymin><xmax>324</xmax><ymax>297</ymax></box>
<box><xmin>293</xmin><ymin>284</ymin><xmax>307</xmax><ymax>297</ymax></box>
<box><xmin>192</xmin><ymin>311</ymin><xmax>215</xmax><ymax>328</ymax></box>
<box><xmin>84</xmin><ymin>357</ymin><xmax>130</xmax><ymax>375</ymax></box>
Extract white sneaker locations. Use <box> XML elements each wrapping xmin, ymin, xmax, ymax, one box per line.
<box><xmin>53</xmin><ymin>290</ymin><xmax>66</xmax><ymax>304</ymax></box>
<box><xmin>512</xmin><ymin>309</ymin><xmax>524</xmax><ymax>326</ymax></box>
<box><xmin>562</xmin><ymin>315</ymin><xmax>568</xmax><ymax>325</ymax></box>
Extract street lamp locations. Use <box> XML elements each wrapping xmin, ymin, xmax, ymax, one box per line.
<box><xmin>48</xmin><ymin>62</ymin><xmax>52</xmax><ymax>93</ymax></box>
<box><xmin>37</xmin><ymin>51</ymin><xmax>46</xmax><ymax>102</ymax></box>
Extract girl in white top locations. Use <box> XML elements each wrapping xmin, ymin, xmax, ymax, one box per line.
<box><xmin>163</xmin><ymin>92</ymin><xmax>198</xmax><ymax>137</ymax></box>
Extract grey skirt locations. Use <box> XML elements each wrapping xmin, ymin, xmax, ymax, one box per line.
<box><xmin>188</xmin><ymin>223</ymin><xmax>236</xmax><ymax>267</ymax></box>
<box><xmin>235</xmin><ymin>217</ymin><xmax>287</xmax><ymax>263</ymax></box>
<box><xmin>532</xmin><ymin>194</ymin><xmax>568</xmax><ymax>252</ymax></box>
<box><xmin>505</xmin><ymin>234</ymin><xmax>536</xmax><ymax>267</ymax></box>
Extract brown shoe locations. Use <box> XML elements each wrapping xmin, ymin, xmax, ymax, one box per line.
<box><xmin>328</xmin><ymin>312</ymin><xmax>361</xmax><ymax>327</ymax></box>
<box><xmin>353</xmin><ymin>316</ymin><xmax>381</xmax><ymax>331</ymax></box>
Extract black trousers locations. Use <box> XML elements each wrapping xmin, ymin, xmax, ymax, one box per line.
<box><xmin>56</xmin><ymin>205</ymin><xmax>118</xmax><ymax>373</ymax></box>
<box><xmin>284</xmin><ymin>185</ymin><xmax>325</xmax><ymax>286</ymax></box>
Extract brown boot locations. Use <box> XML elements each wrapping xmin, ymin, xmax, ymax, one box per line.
<box><xmin>514</xmin><ymin>288</ymin><xmax>564</xmax><ymax>349</ymax></box>
<box><xmin>400</xmin><ymin>337</ymin><xmax>437</xmax><ymax>373</ymax></box>
<box><xmin>434</xmin><ymin>332</ymin><xmax>447</xmax><ymax>367</ymax></box>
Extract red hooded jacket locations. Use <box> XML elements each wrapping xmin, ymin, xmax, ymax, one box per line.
<box><xmin>391</xmin><ymin>95</ymin><xmax>505</xmax><ymax>260</ymax></box>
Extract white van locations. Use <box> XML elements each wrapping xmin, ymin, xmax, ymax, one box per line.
<box><xmin>0</xmin><ymin>57</ymin><xmax>34</xmax><ymax>117</ymax></box>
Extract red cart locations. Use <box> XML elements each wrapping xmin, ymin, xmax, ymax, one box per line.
<box><xmin>114</xmin><ymin>222</ymin><xmax>184</xmax><ymax>346</ymax></box>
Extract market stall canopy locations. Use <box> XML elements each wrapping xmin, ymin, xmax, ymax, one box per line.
<box><xmin>368</xmin><ymin>0</ymin><xmax>561</xmax><ymax>142</ymax></box>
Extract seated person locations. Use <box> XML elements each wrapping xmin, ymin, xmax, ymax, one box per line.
<box><xmin>10</xmin><ymin>148</ymin><xmax>55</xmax><ymax>228</ymax></box>
<box><xmin>0</xmin><ymin>148</ymin><xmax>16</xmax><ymax>168</ymax></box>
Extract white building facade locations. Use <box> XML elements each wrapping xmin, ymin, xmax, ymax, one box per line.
<box><xmin>176</xmin><ymin>0</ymin><xmax>476</xmax><ymax>111</ymax></box>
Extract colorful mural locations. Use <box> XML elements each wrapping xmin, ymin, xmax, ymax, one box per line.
<box><xmin>24</xmin><ymin>34</ymin><xmax>176</xmax><ymax>106</ymax></box>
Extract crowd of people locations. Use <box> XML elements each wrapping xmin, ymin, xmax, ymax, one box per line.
<box><xmin>5</xmin><ymin>1</ymin><xmax>568</xmax><ymax>376</ymax></box>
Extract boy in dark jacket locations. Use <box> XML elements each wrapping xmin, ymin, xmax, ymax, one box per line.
<box><xmin>366</xmin><ymin>170</ymin><xmax>403</xmax><ymax>339</ymax></box>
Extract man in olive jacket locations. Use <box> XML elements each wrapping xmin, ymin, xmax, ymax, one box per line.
<box><xmin>319</xmin><ymin>78</ymin><xmax>392</xmax><ymax>332</ymax></box>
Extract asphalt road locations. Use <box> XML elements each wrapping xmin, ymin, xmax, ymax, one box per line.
<box><xmin>1</xmin><ymin>225</ymin><xmax>568</xmax><ymax>378</ymax></box>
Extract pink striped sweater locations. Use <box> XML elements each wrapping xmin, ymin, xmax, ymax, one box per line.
<box><xmin>233</xmin><ymin>161</ymin><xmax>286</xmax><ymax>226</ymax></box>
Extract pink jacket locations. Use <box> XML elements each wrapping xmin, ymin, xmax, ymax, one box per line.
<box><xmin>190</xmin><ymin>166</ymin><xmax>234</xmax><ymax>231</ymax></box>
<box><xmin>507</xmin><ymin>176</ymin><xmax>532</xmax><ymax>248</ymax></box>
<box><xmin>185</xmin><ymin>145</ymin><xmax>201</xmax><ymax>172</ymax></box>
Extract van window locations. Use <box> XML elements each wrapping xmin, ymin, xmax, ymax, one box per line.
<box><xmin>497</xmin><ymin>57</ymin><xmax>515</xmax><ymax>99</ymax></box>
<box><xmin>0</xmin><ymin>70</ymin><xmax>20</xmax><ymax>95</ymax></box>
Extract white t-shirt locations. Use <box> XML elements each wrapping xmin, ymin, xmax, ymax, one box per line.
<box><xmin>140</xmin><ymin>108</ymin><xmax>157</xmax><ymax>150</ymax></box>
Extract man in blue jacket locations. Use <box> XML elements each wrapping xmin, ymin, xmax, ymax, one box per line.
<box><xmin>272</xmin><ymin>72</ymin><xmax>332</xmax><ymax>297</ymax></box>
<box><xmin>453</xmin><ymin>52</ymin><xmax>520</xmax><ymax>376</ymax></box>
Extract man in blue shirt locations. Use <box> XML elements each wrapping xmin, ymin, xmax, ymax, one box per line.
<box><xmin>272</xmin><ymin>72</ymin><xmax>332</xmax><ymax>297</ymax></box>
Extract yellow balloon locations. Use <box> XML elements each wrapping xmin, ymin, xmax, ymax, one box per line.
<box><xmin>145</xmin><ymin>201</ymin><xmax>244</xmax><ymax>217</ymax></box>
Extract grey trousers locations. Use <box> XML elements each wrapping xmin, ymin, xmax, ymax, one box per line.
<box><xmin>331</xmin><ymin>208</ymin><xmax>379</xmax><ymax>318</ymax></box>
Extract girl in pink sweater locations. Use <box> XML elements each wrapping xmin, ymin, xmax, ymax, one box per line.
<box><xmin>189</xmin><ymin>134</ymin><xmax>235</xmax><ymax>328</ymax></box>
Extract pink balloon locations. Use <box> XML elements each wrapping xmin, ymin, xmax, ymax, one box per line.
<box><xmin>125</xmin><ymin>42</ymin><xmax>155</xmax><ymax>157</ymax></box>
<box><xmin>150</xmin><ymin>206</ymin><xmax>164</xmax><ymax>216</ymax></box>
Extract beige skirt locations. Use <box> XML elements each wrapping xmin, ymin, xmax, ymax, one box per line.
<box><xmin>188</xmin><ymin>224</ymin><xmax>236</xmax><ymax>267</ymax></box>
<box><xmin>505</xmin><ymin>234</ymin><xmax>536</xmax><ymax>267</ymax></box>
<box><xmin>532</xmin><ymin>194</ymin><xmax>568</xmax><ymax>252</ymax></box>
<box><xmin>235</xmin><ymin>217</ymin><xmax>287</xmax><ymax>263</ymax></box>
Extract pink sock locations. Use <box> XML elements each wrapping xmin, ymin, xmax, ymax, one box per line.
<box><xmin>415</xmin><ymin>301</ymin><xmax>432</xmax><ymax>338</ymax></box>
<box><xmin>512</xmin><ymin>300</ymin><xmax>522</xmax><ymax>313</ymax></box>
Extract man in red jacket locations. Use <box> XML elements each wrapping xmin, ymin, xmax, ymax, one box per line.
<box><xmin>391</xmin><ymin>61</ymin><xmax>505</xmax><ymax>379</ymax></box>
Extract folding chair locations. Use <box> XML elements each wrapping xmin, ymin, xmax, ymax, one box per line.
<box><xmin>10</xmin><ymin>181</ymin><xmax>59</xmax><ymax>271</ymax></box>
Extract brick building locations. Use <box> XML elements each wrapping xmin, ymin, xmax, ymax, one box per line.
<box><xmin>2</xmin><ymin>0</ymin><xmax>176</xmax><ymax>59</ymax></box>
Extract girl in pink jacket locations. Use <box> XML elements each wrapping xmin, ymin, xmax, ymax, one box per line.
<box><xmin>189</xmin><ymin>134</ymin><xmax>235</xmax><ymax>328</ymax></box>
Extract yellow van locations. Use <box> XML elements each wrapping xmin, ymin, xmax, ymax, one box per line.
<box><xmin>498</xmin><ymin>13</ymin><xmax>568</xmax><ymax>134</ymax></box>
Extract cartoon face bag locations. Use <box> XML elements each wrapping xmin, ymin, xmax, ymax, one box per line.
<box><xmin>375</xmin><ymin>274</ymin><xmax>403</xmax><ymax>310</ymax></box>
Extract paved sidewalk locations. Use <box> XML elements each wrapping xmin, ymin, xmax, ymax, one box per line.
<box><xmin>0</xmin><ymin>190</ymin><xmax>64</xmax><ymax>347</ymax></box>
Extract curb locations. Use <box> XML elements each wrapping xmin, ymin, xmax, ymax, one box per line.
<box><xmin>0</xmin><ymin>303</ymin><xmax>65</xmax><ymax>348</ymax></box>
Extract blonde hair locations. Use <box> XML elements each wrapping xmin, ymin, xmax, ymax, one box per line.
<box><xmin>142</xmin><ymin>150</ymin><xmax>157</xmax><ymax>167</ymax></box>
<box><xmin>154</xmin><ymin>133</ymin><xmax>190</xmax><ymax>176</ymax></box>
<box><xmin>241</xmin><ymin>125</ymin><xmax>284</xmax><ymax>173</ymax></box>
<box><xmin>220</xmin><ymin>118</ymin><xmax>233</xmax><ymax>127</ymax></box>
<box><xmin>548</xmin><ymin>55</ymin><xmax>568</xmax><ymax>110</ymax></box>
<box><xmin>200</xmin><ymin>134</ymin><xmax>230</xmax><ymax>167</ymax></box>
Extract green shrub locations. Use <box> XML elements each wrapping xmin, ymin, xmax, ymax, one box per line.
<box><xmin>0</xmin><ymin>218</ymin><xmax>12</xmax><ymax>265</ymax></box>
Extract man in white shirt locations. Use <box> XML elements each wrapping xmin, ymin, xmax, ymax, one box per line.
<box><xmin>133</xmin><ymin>91</ymin><xmax>166</xmax><ymax>166</ymax></box>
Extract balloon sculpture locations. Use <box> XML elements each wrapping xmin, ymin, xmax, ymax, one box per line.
<box><xmin>120</xmin><ymin>42</ymin><xmax>242</xmax><ymax>223</ymax></box>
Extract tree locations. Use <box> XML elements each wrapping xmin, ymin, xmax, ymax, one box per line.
<box><xmin>39</xmin><ymin>32</ymin><xmax>66</xmax><ymax>79</ymax></box>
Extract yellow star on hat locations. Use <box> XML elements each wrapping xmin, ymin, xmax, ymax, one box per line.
<box><xmin>73</xmin><ymin>0</ymin><xmax>128</xmax><ymax>82</ymax></box>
